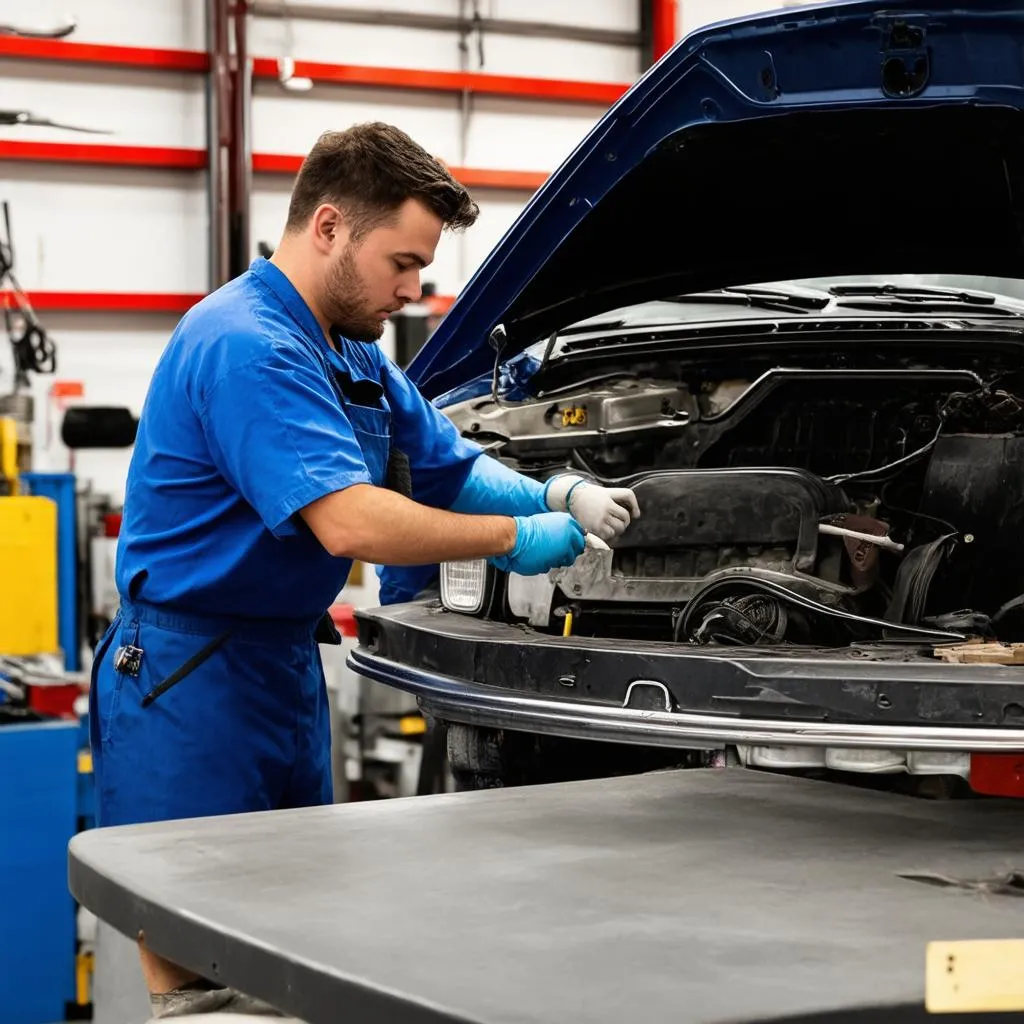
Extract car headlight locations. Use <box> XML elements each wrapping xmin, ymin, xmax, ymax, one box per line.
<box><xmin>440</xmin><ymin>559</ymin><xmax>488</xmax><ymax>614</ymax></box>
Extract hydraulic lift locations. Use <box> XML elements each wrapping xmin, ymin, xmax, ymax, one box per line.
<box><xmin>69</xmin><ymin>768</ymin><xmax>1024</xmax><ymax>1023</ymax></box>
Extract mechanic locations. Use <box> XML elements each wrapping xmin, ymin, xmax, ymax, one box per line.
<box><xmin>89</xmin><ymin>121</ymin><xmax>639</xmax><ymax>1018</ymax></box>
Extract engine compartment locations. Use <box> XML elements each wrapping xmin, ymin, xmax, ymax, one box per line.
<box><xmin>442</xmin><ymin>339</ymin><xmax>1024</xmax><ymax>648</ymax></box>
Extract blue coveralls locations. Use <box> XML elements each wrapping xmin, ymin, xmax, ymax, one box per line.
<box><xmin>89</xmin><ymin>258</ymin><xmax>481</xmax><ymax>827</ymax></box>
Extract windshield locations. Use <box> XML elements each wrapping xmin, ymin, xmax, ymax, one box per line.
<box><xmin>526</xmin><ymin>274</ymin><xmax>1024</xmax><ymax>363</ymax></box>
<box><xmin>795</xmin><ymin>274</ymin><xmax>1024</xmax><ymax>303</ymax></box>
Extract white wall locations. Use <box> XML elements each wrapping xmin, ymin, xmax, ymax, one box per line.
<box><xmin>0</xmin><ymin>1</ymin><xmax>651</xmax><ymax>500</ymax></box>
<box><xmin>0</xmin><ymin>0</ymin><xmax>794</xmax><ymax>604</ymax></box>
<box><xmin>681</xmin><ymin>0</ymin><xmax>797</xmax><ymax>36</ymax></box>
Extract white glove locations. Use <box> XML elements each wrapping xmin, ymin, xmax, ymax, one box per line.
<box><xmin>544</xmin><ymin>475</ymin><xmax>640</xmax><ymax>543</ymax></box>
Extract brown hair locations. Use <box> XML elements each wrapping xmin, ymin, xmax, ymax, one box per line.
<box><xmin>285</xmin><ymin>122</ymin><xmax>479</xmax><ymax>238</ymax></box>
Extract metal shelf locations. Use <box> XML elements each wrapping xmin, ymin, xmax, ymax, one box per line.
<box><xmin>250</xmin><ymin>58</ymin><xmax>627</xmax><ymax>105</ymax></box>
<box><xmin>1</xmin><ymin>291</ymin><xmax>203</xmax><ymax>313</ymax></box>
<box><xmin>0</xmin><ymin>8</ymin><xmax>670</xmax><ymax>289</ymax></box>
<box><xmin>0</xmin><ymin>139</ymin><xmax>207</xmax><ymax>170</ymax></box>
<box><xmin>252</xmin><ymin>152</ymin><xmax>547</xmax><ymax>191</ymax></box>
<box><xmin>0</xmin><ymin>140</ymin><xmax>546</xmax><ymax>191</ymax></box>
<box><xmin>0</xmin><ymin>35</ymin><xmax>626</xmax><ymax>106</ymax></box>
<box><xmin>0</xmin><ymin>35</ymin><xmax>209</xmax><ymax>73</ymax></box>
<box><xmin>0</xmin><ymin>291</ymin><xmax>460</xmax><ymax>315</ymax></box>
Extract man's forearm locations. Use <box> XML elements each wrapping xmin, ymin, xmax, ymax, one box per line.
<box><xmin>300</xmin><ymin>483</ymin><xmax>517</xmax><ymax>564</ymax></box>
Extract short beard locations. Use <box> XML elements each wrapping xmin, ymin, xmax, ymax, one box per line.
<box><xmin>321</xmin><ymin>244</ymin><xmax>385</xmax><ymax>343</ymax></box>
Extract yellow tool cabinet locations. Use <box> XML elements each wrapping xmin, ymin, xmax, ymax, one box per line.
<box><xmin>0</xmin><ymin>495</ymin><xmax>58</xmax><ymax>655</ymax></box>
<box><xmin>0</xmin><ymin>415</ymin><xmax>18</xmax><ymax>495</ymax></box>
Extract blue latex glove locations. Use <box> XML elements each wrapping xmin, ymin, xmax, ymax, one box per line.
<box><xmin>450</xmin><ymin>453</ymin><xmax>547</xmax><ymax>517</ymax></box>
<box><xmin>489</xmin><ymin>513</ymin><xmax>586</xmax><ymax>576</ymax></box>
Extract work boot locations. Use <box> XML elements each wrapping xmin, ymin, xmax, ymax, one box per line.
<box><xmin>148</xmin><ymin>978</ymin><xmax>298</xmax><ymax>1018</ymax></box>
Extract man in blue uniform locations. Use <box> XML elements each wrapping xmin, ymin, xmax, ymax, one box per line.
<box><xmin>90</xmin><ymin>122</ymin><xmax>638</xmax><ymax>1015</ymax></box>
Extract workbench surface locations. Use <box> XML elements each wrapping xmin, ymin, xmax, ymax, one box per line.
<box><xmin>69</xmin><ymin>769</ymin><xmax>1024</xmax><ymax>1023</ymax></box>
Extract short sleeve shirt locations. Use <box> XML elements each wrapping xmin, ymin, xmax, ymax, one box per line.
<box><xmin>115</xmin><ymin>258</ymin><xmax>480</xmax><ymax>622</ymax></box>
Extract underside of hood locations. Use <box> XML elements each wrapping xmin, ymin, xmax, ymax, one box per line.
<box><xmin>409</xmin><ymin>1</ymin><xmax>1024</xmax><ymax>400</ymax></box>
<box><xmin>506</xmin><ymin>105</ymin><xmax>1024</xmax><ymax>333</ymax></box>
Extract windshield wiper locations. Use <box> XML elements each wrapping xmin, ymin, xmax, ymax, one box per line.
<box><xmin>829</xmin><ymin>283</ymin><xmax>1024</xmax><ymax>317</ymax></box>
<box><xmin>666</xmin><ymin>286</ymin><xmax>831</xmax><ymax>315</ymax></box>
<box><xmin>542</xmin><ymin>286</ymin><xmax>833</xmax><ymax>370</ymax></box>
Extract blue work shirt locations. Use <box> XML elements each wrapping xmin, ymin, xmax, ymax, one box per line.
<box><xmin>116</xmin><ymin>257</ymin><xmax>481</xmax><ymax>623</ymax></box>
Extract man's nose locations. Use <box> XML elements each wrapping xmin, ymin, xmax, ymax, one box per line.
<box><xmin>396</xmin><ymin>272</ymin><xmax>422</xmax><ymax>304</ymax></box>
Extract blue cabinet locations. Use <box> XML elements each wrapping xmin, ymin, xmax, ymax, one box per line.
<box><xmin>0</xmin><ymin>721</ymin><xmax>79</xmax><ymax>1023</ymax></box>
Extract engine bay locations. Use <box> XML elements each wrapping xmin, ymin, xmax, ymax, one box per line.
<box><xmin>442</xmin><ymin>341</ymin><xmax>1024</xmax><ymax>649</ymax></box>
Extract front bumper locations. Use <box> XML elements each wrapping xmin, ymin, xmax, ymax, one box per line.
<box><xmin>349</xmin><ymin>601</ymin><xmax>1024</xmax><ymax>753</ymax></box>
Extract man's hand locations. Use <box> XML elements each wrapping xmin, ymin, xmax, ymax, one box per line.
<box><xmin>545</xmin><ymin>475</ymin><xmax>640</xmax><ymax>542</ymax></box>
<box><xmin>489</xmin><ymin>513</ymin><xmax>586</xmax><ymax>576</ymax></box>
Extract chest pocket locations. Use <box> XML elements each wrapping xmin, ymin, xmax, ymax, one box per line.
<box><xmin>334</xmin><ymin>371</ymin><xmax>391</xmax><ymax>488</ymax></box>
<box><xmin>344</xmin><ymin>399</ymin><xmax>391</xmax><ymax>488</ymax></box>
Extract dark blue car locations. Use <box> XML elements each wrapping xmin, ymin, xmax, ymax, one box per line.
<box><xmin>353</xmin><ymin>0</ymin><xmax>1024</xmax><ymax>795</ymax></box>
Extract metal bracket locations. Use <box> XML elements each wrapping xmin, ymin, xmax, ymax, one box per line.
<box><xmin>114</xmin><ymin>645</ymin><xmax>144</xmax><ymax>678</ymax></box>
<box><xmin>623</xmin><ymin>680</ymin><xmax>674</xmax><ymax>713</ymax></box>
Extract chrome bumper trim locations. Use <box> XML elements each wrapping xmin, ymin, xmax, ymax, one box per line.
<box><xmin>348</xmin><ymin>648</ymin><xmax>1024</xmax><ymax>753</ymax></box>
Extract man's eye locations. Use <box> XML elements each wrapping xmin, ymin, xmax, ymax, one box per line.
<box><xmin>395</xmin><ymin>260</ymin><xmax>412</xmax><ymax>272</ymax></box>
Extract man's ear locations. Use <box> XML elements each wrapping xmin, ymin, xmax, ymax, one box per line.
<box><xmin>310</xmin><ymin>204</ymin><xmax>348</xmax><ymax>253</ymax></box>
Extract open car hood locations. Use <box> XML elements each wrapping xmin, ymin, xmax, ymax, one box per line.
<box><xmin>409</xmin><ymin>0</ymin><xmax>1024</xmax><ymax>400</ymax></box>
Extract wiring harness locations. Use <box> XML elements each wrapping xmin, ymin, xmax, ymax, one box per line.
<box><xmin>0</xmin><ymin>201</ymin><xmax>57</xmax><ymax>388</ymax></box>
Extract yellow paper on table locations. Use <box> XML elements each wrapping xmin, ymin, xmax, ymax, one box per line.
<box><xmin>0</xmin><ymin>496</ymin><xmax>58</xmax><ymax>656</ymax></box>
<box><xmin>926</xmin><ymin>939</ymin><xmax>1024</xmax><ymax>1013</ymax></box>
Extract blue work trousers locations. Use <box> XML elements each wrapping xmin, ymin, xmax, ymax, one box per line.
<box><xmin>89</xmin><ymin>600</ymin><xmax>333</xmax><ymax>827</ymax></box>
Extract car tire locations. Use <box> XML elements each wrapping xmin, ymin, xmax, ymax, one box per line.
<box><xmin>445</xmin><ymin>722</ymin><xmax>698</xmax><ymax>791</ymax></box>
<box><xmin>446</xmin><ymin>723</ymin><xmax>535</xmax><ymax>791</ymax></box>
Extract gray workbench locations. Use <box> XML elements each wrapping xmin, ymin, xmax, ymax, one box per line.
<box><xmin>69</xmin><ymin>769</ymin><xmax>1024</xmax><ymax>1023</ymax></box>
